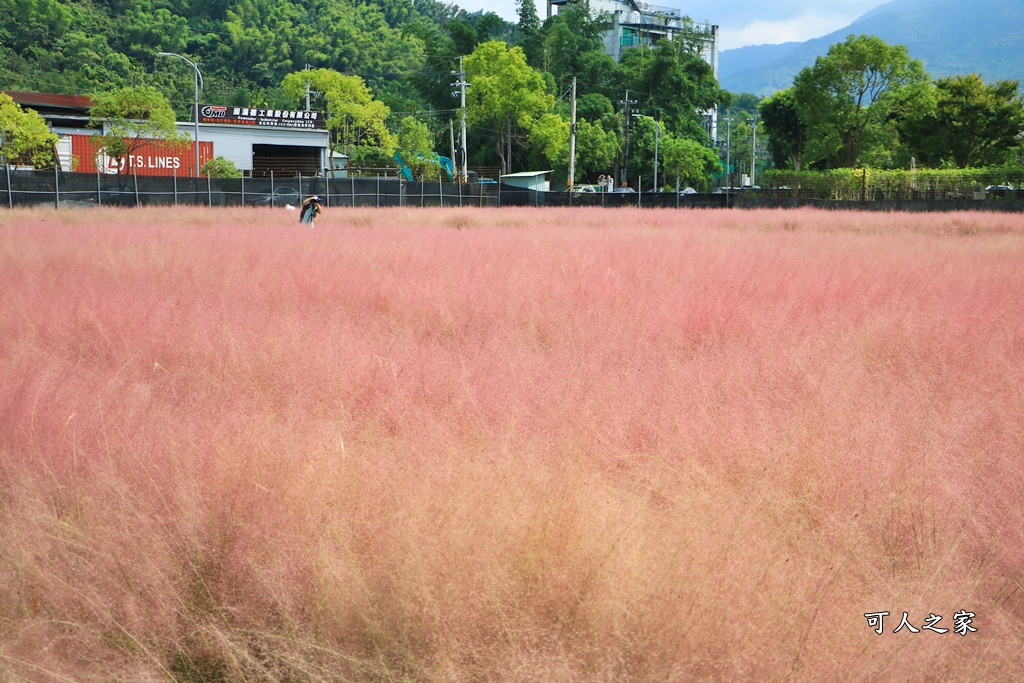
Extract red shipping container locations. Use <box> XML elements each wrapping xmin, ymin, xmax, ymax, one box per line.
<box><xmin>70</xmin><ymin>134</ymin><xmax>214</xmax><ymax>177</ymax></box>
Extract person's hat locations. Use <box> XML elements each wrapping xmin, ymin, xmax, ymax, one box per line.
<box><xmin>312</xmin><ymin>195</ymin><xmax>320</xmax><ymax>201</ymax></box>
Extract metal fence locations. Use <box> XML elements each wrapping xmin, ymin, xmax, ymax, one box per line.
<box><xmin>3</xmin><ymin>167</ymin><xmax>1023</xmax><ymax>212</ymax></box>
<box><xmin>0</xmin><ymin>167</ymin><xmax>732</xmax><ymax>210</ymax></box>
<box><xmin>532</xmin><ymin>191</ymin><xmax>727</xmax><ymax>209</ymax></box>
<box><xmin>0</xmin><ymin>168</ymin><xmax>511</xmax><ymax>209</ymax></box>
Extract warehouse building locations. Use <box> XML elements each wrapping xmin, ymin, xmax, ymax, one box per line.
<box><xmin>4</xmin><ymin>91</ymin><xmax>331</xmax><ymax>177</ymax></box>
<box><xmin>193</xmin><ymin>105</ymin><xmax>330</xmax><ymax>177</ymax></box>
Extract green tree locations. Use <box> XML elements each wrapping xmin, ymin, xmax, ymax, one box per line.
<box><xmin>792</xmin><ymin>34</ymin><xmax>932</xmax><ymax>168</ymax></box>
<box><xmin>201</xmin><ymin>155</ymin><xmax>241</xmax><ymax>178</ymax></box>
<box><xmin>0</xmin><ymin>0</ymin><xmax>71</xmax><ymax>52</ymax></box>
<box><xmin>902</xmin><ymin>74</ymin><xmax>1024</xmax><ymax>168</ymax></box>
<box><xmin>464</xmin><ymin>40</ymin><xmax>553</xmax><ymax>174</ymax></box>
<box><xmin>281</xmin><ymin>68</ymin><xmax>395</xmax><ymax>158</ymax></box>
<box><xmin>660</xmin><ymin>135</ymin><xmax>720</xmax><ymax>190</ymax></box>
<box><xmin>0</xmin><ymin>92</ymin><xmax>58</xmax><ymax>167</ymax></box>
<box><xmin>117</xmin><ymin>7</ymin><xmax>189</xmax><ymax>60</ymax></box>
<box><xmin>515</xmin><ymin>0</ymin><xmax>542</xmax><ymax>64</ymax></box>
<box><xmin>759</xmin><ymin>89</ymin><xmax>806</xmax><ymax>171</ymax></box>
<box><xmin>475</xmin><ymin>12</ymin><xmax>507</xmax><ymax>44</ymax></box>
<box><xmin>623</xmin><ymin>42</ymin><xmax>727</xmax><ymax>141</ymax></box>
<box><xmin>404</xmin><ymin>16</ymin><xmax>462</xmax><ymax>116</ymax></box>
<box><xmin>527</xmin><ymin>112</ymin><xmax>570</xmax><ymax>180</ymax></box>
<box><xmin>728</xmin><ymin>92</ymin><xmax>761</xmax><ymax>116</ymax></box>
<box><xmin>728</xmin><ymin>118</ymin><xmax>754</xmax><ymax>181</ymax></box>
<box><xmin>539</xmin><ymin>0</ymin><xmax>609</xmax><ymax>91</ymax></box>
<box><xmin>217</xmin><ymin>0</ymin><xmax>301</xmax><ymax>86</ymax></box>
<box><xmin>88</xmin><ymin>85</ymin><xmax>185</xmax><ymax>174</ymax></box>
<box><xmin>576</xmin><ymin>93</ymin><xmax>615</xmax><ymax>125</ymax></box>
<box><xmin>209</xmin><ymin>0</ymin><xmax>425</xmax><ymax>89</ymax></box>
<box><xmin>624</xmin><ymin>116</ymin><xmax>658</xmax><ymax>188</ymax></box>
<box><xmin>572</xmin><ymin>50</ymin><xmax>620</xmax><ymax>99</ymax></box>
<box><xmin>396</xmin><ymin>115</ymin><xmax>441</xmax><ymax>180</ymax></box>
<box><xmin>517</xmin><ymin>0</ymin><xmax>540</xmax><ymax>34</ymax></box>
<box><xmin>445</xmin><ymin>19</ymin><xmax>479</xmax><ymax>56</ymax></box>
<box><xmin>572</xmin><ymin>118</ymin><xmax>621</xmax><ymax>180</ymax></box>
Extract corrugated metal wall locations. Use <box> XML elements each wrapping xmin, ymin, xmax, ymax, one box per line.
<box><xmin>69</xmin><ymin>135</ymin><xmax>214</xmax><ymax>176</ymax></box>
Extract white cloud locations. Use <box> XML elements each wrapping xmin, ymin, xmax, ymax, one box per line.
<box><xmin>719</xmin><ymin>11</ymin><xmax>866</xmax><ymax>50</ymax></box>
<box><xmin>451</xmin><ymin>0</ymin><xmax>519</xmax><ymax>21</ymax></box>
<box><xmin>444</xmin><ymin>0</ymin><xmax>892</xmax><ymax>50</ymax></box>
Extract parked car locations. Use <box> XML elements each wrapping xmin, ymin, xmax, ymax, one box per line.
<box><xmin>572</xmin><ymin>184</ymin><xmax>600</xmax><ymax>193</ymax></box>
<box><xmin>611</xmin><ymin>186</ymin><xmax>636</xmax><ymax>193</ymax></box>
<box><xmin>248</xmin><ymin>186</ymin><xmax>301</xmax><ymax>207</ymax></box>
<box><xmin>478</xmin><ymin>177</ymin><xmax>498</xmax><ymax>185</ymax></box>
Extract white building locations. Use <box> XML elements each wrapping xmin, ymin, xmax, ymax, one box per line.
<box><xmin>184</xmin><ymin>105</ymin><xmax>331</xmax><ymax>177</ymax></box>
<box><xmin>500</xmin><ymin>170</ymin><xmax>551</xmax><ymax>192</ymax></box>
<box><xmin>546</xmin><ymin>0</ymin><xmax>720</xmax><ymax>140</ymax></box>
<box><xmin>4</xmin><ymin>91</ymin><xmax>333</xmax><ymax>177</ymax></box>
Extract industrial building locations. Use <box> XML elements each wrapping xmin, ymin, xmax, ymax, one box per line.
<box><xmin>4</xmin><ymin>91</ymin><xmax>332</xmax><ymax>178</ymax></box>
<box><xmin>192</xmin><ymin>105</ymin><xmax>330</xmax><ymax>177</ymax></box>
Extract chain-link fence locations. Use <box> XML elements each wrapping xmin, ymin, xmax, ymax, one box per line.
<box><xmin>760</xmin><ymin>168</ymin><xmax>1024</xmax><ymax>202</ymax></box>
<box><xmin>0</xmin><ymin>168</ymin><xmax>513</xmax><ymax>209</ymax></box>
<box><xmin>3</xmin><ymin>167</ymin><xmax>1023</xmax><ymax>212</ymax></box>
<box><xmin>0</xmin><ymin>168</ymin><xmax>731</xmax><ymax>210</ymax></box>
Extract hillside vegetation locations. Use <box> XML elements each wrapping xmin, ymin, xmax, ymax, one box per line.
<box><xmin>0</xmin><ymin>0</ymin><xmax>459</xmax><ymax>109</ymax></box>
<box><xmin>0</xmin><ymin>0</ymin><xmax>728</xmax><ymax>185</ymax></box>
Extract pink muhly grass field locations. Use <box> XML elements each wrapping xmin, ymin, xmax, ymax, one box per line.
<box><xmin>0</xmin><ymin>205</ymin><xmax>1022</xmax><ymax>681</ymax></box>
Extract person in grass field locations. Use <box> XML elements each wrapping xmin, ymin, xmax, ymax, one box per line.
<box><xmin>299</xmin><ymin>195</ymin><xmax>322</xmax><ymax>226</ymax></box>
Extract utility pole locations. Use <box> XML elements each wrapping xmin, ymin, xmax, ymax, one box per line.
<box><xmin>306</xmin><ymin>75</ymin><xmax>312</xmax><ymax>110</ymax></box>
<box><xmin>620</xmin><ymin>90</ymin><xmax>637</xmax><ymax>187</ymax></box>
<box><xmin>450</xmin><ymin>58</ymin><xmax>469</xmax><ymax>182</ymax></box>
<box><xmin>750</xmin><ymin>108</ymin><xmax>757</xmax><ymax>188</ymax></box>
<box><xmin>303</xmin><ymin>64</ymin><xmax>320</xmax><ymax>112</ymax></box>
<box><xmin>724</xmin><ymin>110</ymin><xmax>732</xmax><ymax>188</ymax></box>
<box><xmin>459</xmin><ymin>57</ymin><xmax>468</xmax><ymax>183</ymax></box>
<box><xmin>653</xmin><ymin>118</ymin><xmax>660</xmax><ymax>191</ymax></box>
<box><xmin>449</xmin><ymin>119</ymin><xmax>456</xmax><ymax>180</ymax></box>
<box><xmin>568</xmin><ymin>77</ymin><xmax>577</xmax><ymax>192</ymax></box>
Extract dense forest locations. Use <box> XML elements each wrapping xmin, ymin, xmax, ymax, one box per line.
<box><xmin>0</xmin><ymin>0</ymin><xmax>462</xmax><ymax>106</ymax></box>
<box><xmin>2</xmin><ymin>0</ymin><xmax>1022</xmax><ymax>184</ymax></box>
<box><xmin>0</xmin><ymin>0</ymin><xmax>727</xmax><ymax>185</ymax></box>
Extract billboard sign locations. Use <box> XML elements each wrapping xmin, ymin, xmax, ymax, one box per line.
<box><xmin>200</xmin><ymin>105</ymin><xmax>326</xmax><ymax>129</ymax></box>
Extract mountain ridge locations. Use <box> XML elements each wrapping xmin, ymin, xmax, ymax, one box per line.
<box><xmin>718</xmin><ymin>0</ymin><xmax>1024</xmax><ymax>96</ymax></box>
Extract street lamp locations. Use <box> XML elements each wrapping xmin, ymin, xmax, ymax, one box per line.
<box><xmin>158</xmin><ymin>52</ymin><xmax>203</xmax><ymax>178</ymax></box>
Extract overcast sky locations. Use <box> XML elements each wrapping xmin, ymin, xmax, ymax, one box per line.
<box><xmin>450</xmin><ymin>0</ymin><xmax>893</xmax><ymax>50</ymax></box>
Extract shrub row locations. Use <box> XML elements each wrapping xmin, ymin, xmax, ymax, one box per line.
<box><xmin>762</xmin><ymin>166</ymin><xmax>1024</xmax><ymax>200</ymax></box>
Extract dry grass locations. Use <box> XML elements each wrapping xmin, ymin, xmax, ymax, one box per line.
<box><xmin>0</xmin><ymin>205</ymin><xmax>1022</xmax><ymax>681</ymax></box>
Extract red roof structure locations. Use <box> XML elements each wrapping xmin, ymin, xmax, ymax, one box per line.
<box><xmin>3</xmin><ymin>91</ymin><xmax>94</xmax><ymax>111</ymax></box>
